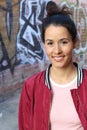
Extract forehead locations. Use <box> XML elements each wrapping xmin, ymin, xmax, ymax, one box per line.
<box><xmin>45</xmin><ymin>25</ymin><xmax>71</xmax><ymax>39</ymax></box>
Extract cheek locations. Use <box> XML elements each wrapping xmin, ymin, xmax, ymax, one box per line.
<box><xmin>63</xmin><ymin>46</ymin><xmax>74</xmax><ymax>55</ymax></box>
<box><xmin>44</xmin><ymin>45</ymin><xmax>51</xmax><ymax>56</ymax></box>
<box><xmin>45</xmin><ymin>49</ymin><xmax>51</xmax><ymax>56</ymax></box>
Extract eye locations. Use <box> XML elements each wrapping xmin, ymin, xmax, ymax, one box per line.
<box><xmin>46</xmin><ymin>41</ymin><xmax>53</xmax><ymax>45</ymax></box>
<box><xmin>60</xmin><ymin>40</ymin><xmax>69</xmax><ymax>45</ymax></box>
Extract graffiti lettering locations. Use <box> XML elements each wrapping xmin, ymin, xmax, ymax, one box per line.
<box><xmin>16</xmin><ymin>0</ymin><xmax>49</xmax><ymax>64</ymax></box>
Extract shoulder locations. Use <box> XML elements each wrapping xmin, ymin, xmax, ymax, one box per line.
<box><xmin>20</xmin><ymin>71</ymin><xmax>46</xmax><ymax>97</ymax></box>
<box><xmin>25</xmin><ymin>70</ymin><xmax>45</xmax><ymax>84</ymax></box>
<box><xmin>23</xmin><ymin>70</ymin><xmax>46</xmax><ymax>92</ymax></box>
<box><xmin>21</xmin><ymin>70</ymin><xmax>46</xmax><ymax>98</ymax></box>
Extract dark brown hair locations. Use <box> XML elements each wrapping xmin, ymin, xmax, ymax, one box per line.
<box><xmin>41</xmin><ymin>1</ymin><xmax>77</xmax><ymax>42</ymax></box>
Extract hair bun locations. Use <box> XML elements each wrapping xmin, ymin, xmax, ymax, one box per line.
<box><xmin>46</xmin><ymin>1</ymin><xmax>58</xmax><ymax>16</ymax></box>
<box><xmin>46</xmin><ymin>1</ymin><xmax>71</xmax><ymax>16</ymax></box>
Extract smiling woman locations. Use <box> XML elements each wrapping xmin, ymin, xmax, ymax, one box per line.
<box><xmin>18</xmin><ymin>1</ymin><xmax>87</xmax><ymax>130</ymax></box>
<box><xmin>44</xmin><ymin>25</ymin><xmax>75</xmax><ymax>71</ymax></box>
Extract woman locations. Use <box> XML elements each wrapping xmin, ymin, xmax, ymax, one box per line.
<box><xmin>18</xmin><ymin>1</ymin><xmax>87</xmax><ymax>130</ymax></box>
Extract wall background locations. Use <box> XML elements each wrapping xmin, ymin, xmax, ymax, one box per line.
<box><xmin>0</xmin><ymin>0</ymin><xmax>87</xmax><ymax>100</ymax></box>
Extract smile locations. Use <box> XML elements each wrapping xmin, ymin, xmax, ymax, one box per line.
<box><xmin>53</xmin><ymin>56</ymin><xmax>64</xmax><ymax>62</ymax></box>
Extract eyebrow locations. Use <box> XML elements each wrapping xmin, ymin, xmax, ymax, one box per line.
<box><xmin>45</xmin><ymin>39</ymin><xmax>52</xmax><ymax>42</ymax></box>
<box><xmin>45</xmin><ymin>38</ymin><xmax>70</xmax><ymax>42</ymax></box>
<box><xmin>59</xmin><ymin>38</ymin><xmax>70</xmax><ymax>42</ymax></box>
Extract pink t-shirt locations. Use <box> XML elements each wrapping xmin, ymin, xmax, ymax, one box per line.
<box><xmin>50</xmin><ymin>76</ymin><xmax>84</xmax><ymax>130</ymax></box>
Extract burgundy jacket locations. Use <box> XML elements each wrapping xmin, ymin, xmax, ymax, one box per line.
<box><xmin>19</xmin><ymin>64</ymin><xmax>87</xmax><ymax>130</ymax></box>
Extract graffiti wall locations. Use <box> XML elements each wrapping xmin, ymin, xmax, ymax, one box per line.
<box><xmin>16</xmin><ymin>0</ymin><xmax>48</xmax><ymax>65</ymax></box>
<box><xmin>64</xmin><ymin>0</ymin><xmax>87</xmax><ymax>67</ymax></box>
<box><xmin>14</xmin><ymin>0</ymin><xmax>87</xmax><ymax>67</ymax></box>
<box><xmin>0</xmin><ymin>0</ymin><xmax>19</xmax><ymax>73</ymax></box>
<box><xmin>53</xmin><ymin>0</ymin><xmax>87</xmax><ymax>67</ymax></box>
<box><xmin>0</xmin><ymin>0</ymin><xmax>87</xmax><ymax>97</ymax></box>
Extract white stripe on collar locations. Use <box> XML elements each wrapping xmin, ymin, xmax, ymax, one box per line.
<box><xmin>45</xmin><ymin>63</ymin><xmax>83</xmax><ymax>89</ymax></box>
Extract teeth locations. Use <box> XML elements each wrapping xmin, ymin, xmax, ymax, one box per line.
<box><xmin>54</xmin><ymin>56</ymin><xmax>64</xmax><ymax>61</ymax></box>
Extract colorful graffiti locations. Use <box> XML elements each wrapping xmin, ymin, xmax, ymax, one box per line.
<box><xmin>61</xmin><ymin>0</ymin><xmax>87</xmax><ymax>65</ymax></box>
<box><xmin>0</xmin><ymin>33</ymin><xmax>11</xmax><ymax>71</ymax></box>
<box><xmin>16</xmin><ymin>0</ymin><xmax>50</xmax><ymax>65</ymax></box>
<box><xmin>0</xmin><ymin>0</ymin><xmax>87</xmax><ymax>74</ymax></box>
<box><xmin>0</xmin><ymin>0</ymin><xmax>20</xmax><ymax>73</ymax></box>
<box><xmin>59</xmin><ymin>0</ymin><xmax>87</xmax><ymax>53</ymax></box>
<box><xmin>70</xmin><ymin>0</ymin><xmax>87</xmax><ymax>53</ymax></box>
<box><xmin>17</xmin><ymin>0</ymin><xmax>87</xmax><ymax>65</ymax></box>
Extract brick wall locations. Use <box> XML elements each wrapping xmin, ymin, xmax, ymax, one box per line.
<box><xmin>0</xmin><ymin>63</ymin><xmax>40</xmax><ymax>100</ymax></box>
<box><xmin>0</xmin><ymin>0</ymin><xmax>87</xmax><ymax>99</ymax></box>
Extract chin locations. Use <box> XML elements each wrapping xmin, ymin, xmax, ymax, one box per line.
<box><xmin>53</xmin><ymin>62</ymin><xmax>68</xmax><ymax>69</ymax></box>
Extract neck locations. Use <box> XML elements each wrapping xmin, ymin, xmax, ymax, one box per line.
<box><xmin>50</xmin><ymin>63</ymin><xmax>77</xmax><ymax>84</ymax></box>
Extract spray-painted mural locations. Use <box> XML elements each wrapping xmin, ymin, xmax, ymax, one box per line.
<box><xmin>0</xmin><ymin>0</ymin><xmax>20</xmax><ymax>73</ymax></box>
<box><xmin>0</xmin><ymin>0</ymin><xmax>87</xmax><ymax>95</ymax></box>
<box><xmin>16</xmin><ymin>0</ymin><xmax>87</xmax><ymax>66</ymax></box>
<box><xmin>58</xmin><ymin>0</ymin><xmax>87</xmax><ymax>67</ymax></box>
<box><xmin>16</xmin><ymin>0</ymin><xmax>50</xmax><ymax>65</ymax></box>
<box><xmin>0</xmin><ymin>0</ymin><xmax>87</xmax><ymax>74</ymax></box>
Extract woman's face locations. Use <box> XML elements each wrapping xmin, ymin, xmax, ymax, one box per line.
<box><xmin>44</xmin><ymin>25</ymin><xmax>76</xmax><ymax>69</ymax></box>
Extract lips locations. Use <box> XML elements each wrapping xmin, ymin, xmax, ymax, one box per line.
<box><xmin>53</xmin><ymin>56</ymin><xmax>64</xmax><ymax>62</ymax></box>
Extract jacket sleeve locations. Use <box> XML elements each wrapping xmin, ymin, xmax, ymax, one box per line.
<box><xmin>18</xmin><ymin>81</ymin><xmax>33</xmax><ymax>130</ymax></box>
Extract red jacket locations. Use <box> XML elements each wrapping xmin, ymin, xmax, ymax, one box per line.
<box><xmin>19</xmin><ymin>64</ymin><xmax>87</xmax><ymax>130</ymax></box>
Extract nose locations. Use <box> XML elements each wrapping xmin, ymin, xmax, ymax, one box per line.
<box><xmin>54</xmin><ymin>43</ymin><xmax>62</xmax><ymax>54</ymax></box>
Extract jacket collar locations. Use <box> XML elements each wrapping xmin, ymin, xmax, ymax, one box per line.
<box><xmin>45</xmin><ymin>63</ymin><xmax>83</xmax><ymax>89</ymax></box>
